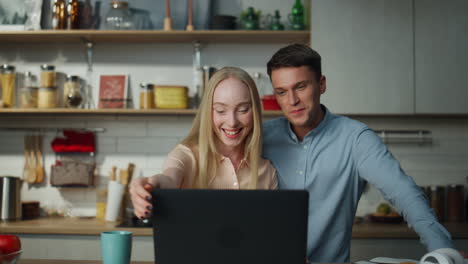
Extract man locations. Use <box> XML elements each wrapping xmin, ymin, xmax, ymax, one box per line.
<box><xmin>262</xmin><ymin>44</ymin><xmax>455</xmax><ymax>262</ymax></box>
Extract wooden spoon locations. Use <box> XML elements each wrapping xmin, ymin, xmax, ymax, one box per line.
<box><xmin>27</xmin><ymin>135</ymin><xmax>37</xmax><ymax>184</ymax></box>
<box><xmin>35</xmin><ymin>134</ymin><xmax>45</xmax><ymax>184</ymax></box>
<box><xmin>164</xmin><ymin>0</ymin><xmax>172</xmax><ymax>30</ymax></box>
<box><xmin>186</xmin><ymin>0</ymin><xmax>194</xmax><ymax>31</ymax></box>
<box><xmin>22</xmin><ymin>135</ymin><xmax>29</xmax><ymax>181</ymax></box>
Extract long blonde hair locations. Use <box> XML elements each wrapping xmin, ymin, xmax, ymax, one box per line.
<box><xmin>182</xmin><ymin>67</ymin><xmax>263</xmax><ymax>189</ymax></box>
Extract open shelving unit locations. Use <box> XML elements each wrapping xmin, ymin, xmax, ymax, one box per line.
<box><xmin>0</xmin><ymin>30</ymin><xmax>310</xmax><ymax>44</ymax></box>
<box><xmin>0</xmin><ymin>108</ymin><xmax>283</xmax><ymax>116</ymax></box>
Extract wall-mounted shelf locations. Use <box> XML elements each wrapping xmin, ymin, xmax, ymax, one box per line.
<box><xmin>0</xmin><ymin>30</ymin><xmax>310</xmax><ymax>44</ymax></box>
<box><xmin>0</xmin><ymin>108</ymin><xmax>284</xmax><ymax>116</ymax></box>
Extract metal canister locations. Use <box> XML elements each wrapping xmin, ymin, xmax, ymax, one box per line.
<box><xmin>0</xmin><ymin>176</ymin><xmax>22</xmax><ymax>221</ymax></box>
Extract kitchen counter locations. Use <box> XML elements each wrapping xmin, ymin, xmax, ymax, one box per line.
<box><xmin>0</xmin><ymin>217</ymin><xmax>152</xmax><ymax>236</ymax></box>
<box><xmin>2</xmin><ymin>217</ymin><xmax>468</xmax><ymax>238</ymax></box>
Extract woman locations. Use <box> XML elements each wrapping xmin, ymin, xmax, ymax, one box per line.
<box><xmin>130</xmin><ymin>67</ymin><xmax>277</xmax><ymax>219</ymax></box>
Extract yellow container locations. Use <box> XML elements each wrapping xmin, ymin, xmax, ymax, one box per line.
<box><xmin>154</xmin><ymin>85</ymin><xmax>188</xmax><ymax>109</ymax></box>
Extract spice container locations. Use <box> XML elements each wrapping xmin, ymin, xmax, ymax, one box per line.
<box><xmin>0</xmin><ymin>64</ymin><xmax>16</xmax><ymax>108</ymax></box>
<box><xmin>40</xmin><ymin>64</ymin><xmax>56</xmax><ymax>87</ymax></box>
<box><xmin>154</xmin><ymin>85</ymin><xmax>189</xmax><ymax>109</ymax></box>
<box><xmin>64</xmin><ymin>75</ymin><xmax>83</xmax><ymax>108</ymax></box>
<box><xmin>446</xmin><ymin>184</ymin><xmax>464</xmax><ymax>222</ymax></box>
<box><xmin>139</xmin><ymin>83</ymin><xmax>155</xmax><ymax>109</ymax></box>
<box><xmin>96</xmin><ymin>188</ymin><xmax>107</xmax><ymax>220</ymax></box>
<box><xmin>38</xmin><ymin>87</ymin><xmax>58</xmax><ymax>108</ymax></box>
<box><xmin>428</xmin><ymin>185</ymin><xmax>445</xmax><ymax>222</ymax></box>
<box><xmin>19</xmin><ymin>71</ymin><xmax>38</xmax><ymax>108</ymax></box>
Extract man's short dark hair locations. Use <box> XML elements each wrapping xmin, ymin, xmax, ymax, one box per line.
<box><xmin>267</xmin><ymin>44</ymin><xmax>322</xmax><ymax>81</ymax></box>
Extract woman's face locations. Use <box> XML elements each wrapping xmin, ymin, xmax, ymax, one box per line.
<box><xmin>212</xmin><ymin>77</ymin><xmax>253</xmax><ymax>152</ymax></box>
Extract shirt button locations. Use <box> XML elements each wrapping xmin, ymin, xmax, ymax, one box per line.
<box><xmin>299</xmin><ymin>171</ymin><xmax>303</xmax><ymax>175</ymax></box>
<box><xmin>303</xmin><ymin>145</ymin><xmax>308</xmax><ymax>149</ymax></box>
<box><xmin>233</xmin><ymin>182</ymin><xmax>238</xmax><ymax>186</ymax></box>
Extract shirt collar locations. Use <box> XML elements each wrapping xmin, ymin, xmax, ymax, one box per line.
<box><xmin>286</xmin><ymin>104</ymin><xmax>331</xmax><ymax>141</ymax></box>
<box><xmin>219</xmin><ymin>155</ymin><xmax>250</xmax><ymax>169</ymax></box>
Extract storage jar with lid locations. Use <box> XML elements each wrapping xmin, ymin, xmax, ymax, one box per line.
<box><xmin>40</xmin><ymin>64</ymin><xmax>56</xmax><ymax>87</ymax></box>
<box><xmin>64</xmin><ymin>75</ymin><xmax>83</xmax><ymax>108</ymax></box>
<box><xmin>38</xmin><ymin>87</ymin><xmax>58</xmax><ymax>108</ymax></box>
<box><xmin>19</xmin><ymin>71</ymin><xmax>38</xmax><ymax>108</ymax></box>
<box><xmin>0</xmin><ymin>64</ymin><xmax>16</xmax><ymax>108</ymax></box>
<box><xmin>104</xmin><ymin>1</ymin><xmax>134</xmax><ymax>30</ymax></box>
<box><xmin>139</xmin><ymin>83</ymin><xmax>155</xmax><ymax>109</ymax></box>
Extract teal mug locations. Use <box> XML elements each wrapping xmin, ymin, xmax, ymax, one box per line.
<box><xmin>101</xmin><ymin>231</ymin><xmax>133</xmax><ymax>264</ymax></box>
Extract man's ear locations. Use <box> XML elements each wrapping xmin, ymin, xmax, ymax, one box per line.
<box><xmin>319</xmin><ymin>75</ymin><xmax>327</xmax><ymax>94</ymax></box>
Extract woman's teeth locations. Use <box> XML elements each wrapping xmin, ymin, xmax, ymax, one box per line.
<box><xmin>224</xmin><ymin>129</ymin><xmax>240</xmax><ymax>135</ymax></box>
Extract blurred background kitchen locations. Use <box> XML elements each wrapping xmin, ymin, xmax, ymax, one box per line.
<box><xmin>0</xmin><ymin>0</ymin><xmax>467</xmax><ymax>261</ymax></box>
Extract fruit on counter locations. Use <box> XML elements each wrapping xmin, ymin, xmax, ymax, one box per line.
<box><xmin>0</xmin><ymin>234</ymin><xmax>21</xmax><ymax>255</ymax></box>
<box><xmin>375</xmin><ymin>202</ymin><xmax>391</xmax><ymax>216</ymax></box>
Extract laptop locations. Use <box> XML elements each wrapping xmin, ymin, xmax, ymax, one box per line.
<box><xmin>151</xmin><ymin>189</ymin><xmax>309</xmax><ymax>264</ymax></box>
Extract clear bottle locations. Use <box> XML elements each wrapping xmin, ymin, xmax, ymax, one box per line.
<box><xmin>64</xmin><ymin>75</ymin><xmax>83</xmax><ymax>108</ymax></box>
<box><xmin>52</xmin><ymin>0</ymin><xmax>67</xmax><ymax>30</ymax></box>
<box><xmin>0</xmin><ymin>64</ymin><xmax>16</xmax><ymax>108</ymax></box>
<box><xmin>139</xmin><ymin>83</ymin><xmax>155</xmax><ymax>109</ymax></box>
<box><xmin>19</xmin><ymin>71</ymin><xmax>38</xmax><ymax>108</ymax></box>
<box><xmin>104</xmin><ymin>1</ymin><xmax>134</xmax><ymax>30</ymax></box>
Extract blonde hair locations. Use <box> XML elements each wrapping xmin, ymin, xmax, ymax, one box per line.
<box><xmin>182</xmin><ymin>67</ymin><xmax>263</xmax><ymax>189</ymax></box>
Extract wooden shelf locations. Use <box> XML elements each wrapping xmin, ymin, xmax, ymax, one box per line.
<box><xmin>0</xmin><ymin>30</ymin><xmax>310</xmax><ymax>44</ymax></box>
<box><xmin>0</xmin><ymin>108</ymin><xmax>283</xmax><ymax>116</ymax></box>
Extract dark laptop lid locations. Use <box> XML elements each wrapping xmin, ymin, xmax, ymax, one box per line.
<box><xmin>152</xmin><ymin>189</ymin><xmax>308</xmax><ymax>264</ymax></box>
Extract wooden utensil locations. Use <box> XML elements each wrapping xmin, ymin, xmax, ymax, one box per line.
<box><xmin>27</xmin><ymin>135</ymin><xmax>37</xmax><ymax>184</ymax></box>
<box><xmin>164</xmin><ymin>0</ymin><xmax>173</xmax><ymax>30</ymax></box>
<box><xmin>119</xmin><ymin>169</ymin><xmax>129</xmax><ymax>185</ymax></box>
<box><xmin>186</xmin><ymin>0</ymin><xmax>194</xmax><ymax>31</ymax></box>
<box><xmin>22</xmin><ymin>135</ymin><xmax>29</xmax><ymax>181</ymax></box>
<box><xmin>35</xmin><ymin>134</ymin><xmax>45</xmax><ymax>184</ymax></box>
<box><xmin>127</xmin><ymin>163</ymin><xmax>135</xmax><ymax>184</ymax></box>
<box><xmin>110</xmin><ymin>166</ymin><xmax>117</xmax><ymax>182</ymax></box>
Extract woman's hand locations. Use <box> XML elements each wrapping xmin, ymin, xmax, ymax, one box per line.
<box><xmin>129</xmin><ymin>176</ymin><xmax>158</xmax><ymax>219</ymax></box>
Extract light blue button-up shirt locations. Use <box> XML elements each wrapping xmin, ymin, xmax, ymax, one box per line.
<box><xmin>262</xmin><ymin>106</ymin><xmax>453</xmax><ymax>262</ymax></box>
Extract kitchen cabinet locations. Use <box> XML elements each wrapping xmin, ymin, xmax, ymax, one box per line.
<box><xmin>311</xmin><ymin>0</ymin><xmax>414</xmax><ymax>114</ymax></box>
<box><xmin>414</xmin><ymin>0</ymin><xmax>468</xmax><ymax>114</ymax></box>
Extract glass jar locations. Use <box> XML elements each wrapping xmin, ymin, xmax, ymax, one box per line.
<box><xmin>38</xmin><ymin>87</ymin><xmax>58</xmax><ymax>108</ymax></box>
<box><xmin>64</xmin><ymin>75</ymin><xmax>83</xmax><ymax>108</ymax></box>
<box><xmin>104</xmin><ymin>1</ymin><xmax>134</xmax><ymax>30</ymax></box>
<box><xmin>139</xmin><ymin>83</ymin><xmax>154</xmax><ymax>109</ymax></box>
<box><xmin>0</xmin><ymin>64</ymin><xmax>16</xmax><ymax>108</ymax></box>
<box><xmin>40</xmin><ymin>64</ymin><xmax>56</xmax><ymax>87</ymax></box>
<box><xmin>19</xmin><ymin>71</ymin><xmax>38</xmax><ymax>108</ymax></box>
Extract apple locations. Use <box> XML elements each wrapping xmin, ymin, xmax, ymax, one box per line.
<box><xmin>0</xmin><ymin>234</ymin><xmax>21</xmax><ymax>255</ymax></box>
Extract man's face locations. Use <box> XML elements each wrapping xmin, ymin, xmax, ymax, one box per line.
<box><xmin>271</xmin><ymin>66</ymin><xmax>326</xmax><ymax>131</ymax></box>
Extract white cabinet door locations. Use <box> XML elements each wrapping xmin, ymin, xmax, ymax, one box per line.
<box><xmin>312</xmin><ymin>0</ymin><xmax>414</xmax><ymax>114</ymax></box>
<box><xmin>414</xmin><ymin>0</ymin><xmax>468</xmax><ymax>114</ymax></box>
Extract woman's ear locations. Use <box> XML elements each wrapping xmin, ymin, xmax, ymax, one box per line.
<box><xmin>319</xmin><ymin>75</ymin><xmax>327</xmax><ymax>94</ymax></box>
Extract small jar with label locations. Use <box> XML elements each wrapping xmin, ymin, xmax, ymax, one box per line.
<box><xmin>139</xmin><ymin>83</ymin><xmax>155</xmax><ymax>109</ymax></box>
<box><xmin>40</xmin><ymin>64</ymin><xmax>56</xmax><ymax>87</ymax></box>
<box><xmin>0</xmin><ymin>64</ymin><xmax>16</xmax><ymax>108</ymax></box>
<box><xmin>19</xmin><ymin>71</ymin><xmax>38</xmax><ymax>108</ymax></box>
<box><xmin>38</xmin><ymin>87</ymin><xmax>58</xmax><ymax>108</ymax></box>
<box><xmin>64</xmin><ymin>75</ymin><xmax>83</xmax><ymax>108</ymax></box>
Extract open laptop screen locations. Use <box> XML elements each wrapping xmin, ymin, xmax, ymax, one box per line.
<box><xmin>152</xmin><ymin>189</ymin><xmax>308</xmax><ymax>264</ymax></box>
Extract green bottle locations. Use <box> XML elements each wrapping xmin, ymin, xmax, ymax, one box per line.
<box><xmin>289</xmin><ymin>0</ymin><xmax>305</xmax><ymax>30</ymax></box>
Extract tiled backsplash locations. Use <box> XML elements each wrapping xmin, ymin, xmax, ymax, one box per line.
<box><xmin>0</xmin><ymin>114</ymin><xmax>467</xmax><ymax>217</ymax></box>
